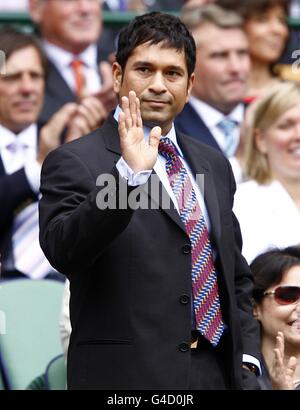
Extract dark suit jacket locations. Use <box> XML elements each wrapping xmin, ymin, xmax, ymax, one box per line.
<box><xmin>175</xmin><ymin>102</ymin><xmax>223</xmax><ymax>152</ymax></box>
<box><xmin>0</xmin><ymin>147</ymin><xmax>38</xmax><ymax>274</ymax></box>
<box><xmin>39</xmin><ymin>115</ymin><xmax>260</xmax><ymax>389</ymax></box>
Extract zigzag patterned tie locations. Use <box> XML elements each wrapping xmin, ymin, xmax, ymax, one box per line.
<box><xmin>159</xmin><ymin>137</ymin><xmax>225</xmax><ymax>346</ymax></box>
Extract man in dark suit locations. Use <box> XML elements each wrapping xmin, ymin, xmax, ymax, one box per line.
<box><xmin>0</xmin><ymin>28</ymin><xmax>107</xmax><ymax>280</ymax></box>
<box><xmin>29</xmin><ymin>0</ymin><xmax>116</xmax><ymax>125</ymax></box>
<box><xmin>39</xmin><ymin>12</ymin><xmax>261</xmax><ymax>389</ymax></box>
<box><xmin>175</xmin><ymin>4</ymin><xmax>250</xmax><ymax>165</ymax></box>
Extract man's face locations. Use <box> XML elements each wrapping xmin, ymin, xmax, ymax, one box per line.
<box><xmin>112</xmin><ymin>42</ymin><xmax>194</xmax><ymax>135</ymax></box>
<box><xmin>192</xmin><ymin>23</ymin><xmax>250</xmax><ymax>114</ymax></box>
<box><xmin>0</xmin><ymin>46</ymin><xmax>44</xmax><ymax>134</ymax></box>
<box><xmin>30</xmin><ymin>0</ymin><xmax>102</xmax><ymax>54</ymax></box>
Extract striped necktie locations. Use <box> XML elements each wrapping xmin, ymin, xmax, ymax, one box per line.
<box><xmin>216</xmin><ymin>118</ymin><xmax>238</xmax><ymax>158</ymax></box>
<box><xmin>158</xmin><ymin>137</ymin><xmax>225</xmax><ymax>346</ymax></box>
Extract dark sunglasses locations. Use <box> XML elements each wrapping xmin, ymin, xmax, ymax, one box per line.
<box><xmin>264</xmin><ymin>286</ymin><xmax>300</xmax><ymax>305</ymax></box>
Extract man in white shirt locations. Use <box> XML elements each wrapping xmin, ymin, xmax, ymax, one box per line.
<box><xmin>0</xmin><ymin>28</ymin><xmax>106</xmax><ymax>280</ymax></box>
<box><xmin>29</xmin><ymin>0</ymin><xmax>116</xmax><ymax>124</ymax></box>
<box><xmin>175</xmin><ymin>4</ymin><xmax>250</xmax><ymax>180</ymax></box>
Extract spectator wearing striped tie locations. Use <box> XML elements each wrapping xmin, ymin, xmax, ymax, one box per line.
<box><xmin>0</xmin><ymin>28</ymin><xmax>108</xmax><ymax>280</ymax></box>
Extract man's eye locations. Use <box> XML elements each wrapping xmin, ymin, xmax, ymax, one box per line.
<box><xmin>137</xmin><ymin>67</ymin><xmax>150</xmax><ymax>73</ymax></box>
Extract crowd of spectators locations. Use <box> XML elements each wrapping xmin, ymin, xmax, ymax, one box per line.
<box><xmin>0</xmin><ymin>0</ymin><xmax>300</xmax><ymax>390</ymax></box>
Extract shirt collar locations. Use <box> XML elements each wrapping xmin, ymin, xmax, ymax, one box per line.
<box><xmin>43</xmin><ymin>40</ymin><xmax>98</xmax><ymax>70</ymax></box>
<box><xmin>189</xmin><ymin>96</ymin><xmax>244</xmax><ymax>128</ymax></box>
<box><xmin>113</xmin><ymin>105</ymin><xmax>183</xmax><ymax>157</ymax></box>
<box><xmin>0</xmin><ymin>123</ymin><xmax>37</xmax><ymax>150</ymax></box>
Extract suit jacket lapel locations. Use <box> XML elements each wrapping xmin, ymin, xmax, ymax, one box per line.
<box><xmin>177</xmin><ymin>132</ymin><xmax>221</xmax><ymax>243</ymax></box>
<box><xmin>176</xmin><ymin>103</ymin><xmax>222</xmax><ymax>152</ymax></box>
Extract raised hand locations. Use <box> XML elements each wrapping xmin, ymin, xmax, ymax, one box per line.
<box><xmin>38</xmin><ymin>103</ymin><xmax>78</xmax><ymax>164</ymax></box>
<box><xmin>118</xmin><ymin>90</ymin><xmax>161</xmax><ymax>173</ymax></box>
<box><xmin>270</xmin><ymin>331</ymin><xmax>297</xmax><ymax>390</ymax></box>
<box><xmin>65</xmin><ymin>96</ymin><xmax>107</xmax><ymax>142</ymax></box>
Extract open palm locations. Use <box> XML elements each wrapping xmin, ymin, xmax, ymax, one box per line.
<box><xmin>118</xmin><ymin>91</ymin><xmax>161</xmax><ymax>173</ymax></box>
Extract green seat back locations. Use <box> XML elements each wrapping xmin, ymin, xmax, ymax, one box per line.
<box><xmin>45</xmin><ymin>354</ymin><xmax>66</xmax><ymax>390</ymax></box>
<box><xmin>0</xmin><ymin>279</ymin><xmax>64</xmax><ymax>389</ymax></box>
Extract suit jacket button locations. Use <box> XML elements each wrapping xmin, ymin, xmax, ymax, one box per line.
<box><xmin>179</xmin><ymin>342</ymin><xmax>189</xmax><ymax>352</ymax></box>
<box><xmin>182</xmin><ymin>244</ymin><xmax>191</xmax><ymax>254</ymax></box>
<box><xmin>179</xmin><ymin>294</ymin><xmax>190</xmax><ymax>305</ymax></box>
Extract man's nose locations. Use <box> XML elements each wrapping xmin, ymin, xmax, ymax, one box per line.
<box><xmin>19</xmin><ymin>73</ymin><xmax>35</xmax><ymax>94</ymax></box>
<box><xmin>228</xmin><ymin>54</ymin><xmax>243</xmax><ymax>73</ymax></box>
<box><xmin>148</xmin><ymin>72</ymin><xmax>167</xmax><ymax>94</ymax></box>
<box><xmin>77</xmin><ymin>0</ymin><xmax>95</xmax><ymax>13</ymax></box>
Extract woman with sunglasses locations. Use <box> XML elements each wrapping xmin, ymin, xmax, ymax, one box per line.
<box><xmin>251</xmin><ymin>246</ymin><xmax>300</xmax><ymax>390</ymax></box>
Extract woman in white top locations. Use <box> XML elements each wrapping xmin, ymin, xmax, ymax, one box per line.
<box><xmin>233</xmin><ymin>81</ymin><xmax>300</xmax><ymax>263</ymax></box>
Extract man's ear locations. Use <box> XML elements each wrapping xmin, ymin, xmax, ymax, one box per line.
<box><xmin>28</xmin><ymin>0</ymin><xmax>46</xmax><ymax>24</ymax></box>
<box><xmin>112</xmin><ymin>62</ymin><xmax>123</xmax><ymax>94</ymax></box>
<box><xmin>186</xmin><ymin>73</ymin><xmax>195</xmax><ymax>103</ymax></box>
<box><xmin>254</xmin><ymin>129</ymin><xmax>268</xmax><ymax>155</ymax></box>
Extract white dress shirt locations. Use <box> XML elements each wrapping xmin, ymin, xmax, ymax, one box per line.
<box><xmin>0</xmin><ymin>124</ymin><xmax>41</xmax><ymax>192</ymax></box>
<box><xmin>234</xmin><ymin>179</ymin><xmax>300</xmax><ymax>264</ymax></box>
<box><xmin>43</xmin><ymin>41</ymin><xmax>102</xmax><ymax>95</ymax></box>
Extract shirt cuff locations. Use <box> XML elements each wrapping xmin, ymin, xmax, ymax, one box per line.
<box><xmin>24</xmin><ymin>160</ymin><xmax>41</xmax><ymax>193</ymax></box>
<box><xmin>243</xmin><ymin>354</ymin><xmax>262</xmax><ymax>376</ymax></box>
<box><xmin>116</xmin><ymin>157</ymin><xmax>152</xmax><ymax>187</ymax></box>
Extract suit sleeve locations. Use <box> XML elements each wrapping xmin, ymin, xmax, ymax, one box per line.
<box><xmin>0</xmin><ymin>169</ymin><xmax>37</xmax><ymax>232</ymax></box>
<box><xmin>39</xmin><ymin>147</ymin><xmax>135</xmax><ymax>276</ymax></box>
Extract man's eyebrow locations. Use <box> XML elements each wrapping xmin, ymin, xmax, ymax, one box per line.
<box><xmin>132</xmin><ymin>61</ymin><xmax>185</xmax><ymax>72</ymax></box>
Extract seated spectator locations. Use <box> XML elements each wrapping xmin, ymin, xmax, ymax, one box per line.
<box><xmin>177</xmin><ymin>4</ymin><xmax>250</xmax><ymax>182</ymax></box>
<box><xmin>29</xmin><ymin>0</ymin><xmax>116</xmax><ymax>125</ymax></box>
<box><xmin>217</xmin><ymin>0</ymin><xmax>290</xmax><ymax>101</ymax></box>
<box><xmin>233</xmin><ymin>81</ymin><xmax>300</xmax><ymax>263</ymax></box>
<box><xmin>0</xmin><ymin>28</ymin><xmax>106</xmax><ymax>280</ymax></box>
<box><xmin>251</xmin><ymin>246</ymin><xmax>300</xmax><ymax>390</ymax></box>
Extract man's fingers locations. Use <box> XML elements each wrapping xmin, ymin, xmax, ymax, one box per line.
<box><xmin>121</xmin><ymin>96</ymin><xmax>132</xmax><ymax>130</ymax></box>
<box><xmin>287</xmin><ymin>356</ymin><xmax>297</xmax><ymax>374</ymax></box>
<box><xmin>128</xmin><ymin>91</ymin><xmax>137</xmax><ymax>127</ymax></box>
<box><xmin>149</xmin><ymin>126</ymin><xmax>161</xmax><ymax>149</ymax></box>
<box><xmin>48</xmin><ymin>103</ymin><xmax>77</xmax><ymax>131</ymax></box>
<box><xmin>136</xmin><ymin>97</ymin><xmax>143</xmax><ymax>128</ymax></box>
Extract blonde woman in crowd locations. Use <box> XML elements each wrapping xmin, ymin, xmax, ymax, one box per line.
<box><xmin>233</xmin><ymin>82</ymin><xmax>300</xmax><ymax>263</ymax></box>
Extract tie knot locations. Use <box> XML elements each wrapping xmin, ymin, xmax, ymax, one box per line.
<box><xmin>158</xmin><ymin>137</ymin><xmax>178</xmax><ymax>160</ymax></box>
<box><xmin>6</xmin><ymin>141</ymin><xmax>28</xmax><ymax>153</ymax></box>
<box><xmin>70</xmin><ymin>59</ymin><xmax>83</xmax><ymax>69</ymax></box>
<box><xmin>217</xmin><ymin>118</ymin><xmax>237</xmax><ymax>137</ymax></box>
<box><xmin>217</xmin><ymin>118</ymin><xmax>237</xmax><ymax>136</ymax></box>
